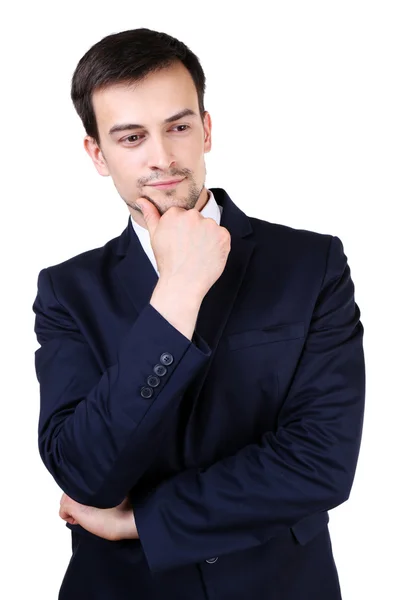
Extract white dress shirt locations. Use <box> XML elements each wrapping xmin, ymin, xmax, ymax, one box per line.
<box><xmin>130</xmin><ymin>189</ymin><xmax>223</xmax><ymax>276</ymax></box>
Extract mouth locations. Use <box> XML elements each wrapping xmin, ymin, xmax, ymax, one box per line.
<box><xmin>147</xmin><ymin>178</ymin><xmax>185</xmax><ymax>189</ymax></box>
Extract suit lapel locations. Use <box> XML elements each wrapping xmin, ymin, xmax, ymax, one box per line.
<box><xmin>185</xmin><ymin>189</ymin><xmax>255</xmax><ymax>404</ymax></box>
<box><xmin>193</xmin><ymin>188</ymin><xmax>255</xmax><ymax>349</ymax></box>
<box><xmin>114</xmin><ymin>217</ymin><xmax>159</xmax><ymax>316</ymax></box>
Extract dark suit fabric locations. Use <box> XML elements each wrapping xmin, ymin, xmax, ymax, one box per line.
<box><xmin>33</xmin><ymin>188</ymin><xmax>365</xmax><ymax>599</ymax></box>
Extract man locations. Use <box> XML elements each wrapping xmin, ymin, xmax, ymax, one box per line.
<box><xmin>32</xmin><ymin>28</ymin><xmax>365</xmax><ymax>600</ymax></box>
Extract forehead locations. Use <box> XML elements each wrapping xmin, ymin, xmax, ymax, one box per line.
<box><xmin>92</xmin><ymin>62</ymin><xmax>199</xmax><ymax>129</ymax></box>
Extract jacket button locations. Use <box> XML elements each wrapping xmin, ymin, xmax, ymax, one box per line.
<box><xmin>140</xmin><ymin>386</ymin><xmax>153</xmax><ymax>399</ymax></box>
<box><xmin>160</xmin><ymin>352</ymin><xmax>174</xmax><ymax>366</ymax></box>
<box><xmin>147</xmin><ymin>375</ymin><xmax>160</xmax><ymax>388</ymax></box>
<box><xmin>153</xmin><ymin>364</ymin><xmax>167</xmax><ymax>377</ymax></box>
<box><xmin>205</xmin><ymin>557</ymin><xmax>218</xmax><ymax>564</ymax></box>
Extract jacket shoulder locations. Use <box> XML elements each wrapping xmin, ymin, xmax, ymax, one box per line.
<box><xmin>38</xmin><ymin>228</ymin><xmax>124</xmax><ymax>278</ymax></box>
<box><xmin>249</xmin><ymin>215</ymin><xmax>334</xmax><ymax>252</ymax></box>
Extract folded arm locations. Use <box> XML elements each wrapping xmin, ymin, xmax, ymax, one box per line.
<box><xmin>33</xmin><ymin>268</ymin><xmax>211</xmax><ymax>508</ymax></box>
<box><xmin>133</xmin><ymin>236</ymin><xmax>366</xmax><ymax>572</ymax></box>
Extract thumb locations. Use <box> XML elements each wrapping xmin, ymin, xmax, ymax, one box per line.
<box><xmin>135</xmin><ymin>197</ymin><xmax>161</xmax><ymax>237</ymax></box>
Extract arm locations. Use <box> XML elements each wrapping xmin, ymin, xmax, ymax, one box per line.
<box><xmin>133</xmin><ymin>236</ymin><xmax>365</xmax><ymax>572</ymax></box>
<box><xmin>33</xmin><ymin>269</ymin><xmax>211</xmax><ymax>508</ymax></box>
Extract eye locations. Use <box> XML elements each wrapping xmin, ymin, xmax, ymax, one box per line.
<box><xmin>123</xmin><ymin>134</ymin><xmax>143</xmax><ymax>144</ymax></box>
<box><xmin>121</xmin><ymin>125</ymin><xmax>190</xmax><ymax>145</ymax></box>
<box><xmin>173</xmin><ymin>124</ymin><xmax>190</xmax><ymax>132</ymax></box>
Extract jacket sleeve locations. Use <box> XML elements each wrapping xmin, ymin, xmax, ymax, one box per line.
<box><xmin>33</xmin><ymin>268</ymin><xmax>211</xmax><ymax>508</ymax></box>
<box><xmin>133</xmin><ymin>236</ymin><xmax>366</xmax><ymax>572</ymax></box>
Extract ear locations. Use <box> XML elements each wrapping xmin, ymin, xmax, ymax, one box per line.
<box><xmin>202</xmin><ymin>111</ymin><xmax>212</xmax><ymax>154</ymax></box>
<box><xmin>83</xmin><ymin>136</ymin><xmax>110</xmax><ymax>176</ymax></box>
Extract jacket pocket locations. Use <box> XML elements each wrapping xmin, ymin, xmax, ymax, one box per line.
<box><xmin>290</xmin><ymin>511</ymin><xmax>329</xmax><ymax>545</ymax></box>
<box><xmin>227</xmin><ymin>322</ymin><xmax>304</xmax><ymax>351</ymax></box>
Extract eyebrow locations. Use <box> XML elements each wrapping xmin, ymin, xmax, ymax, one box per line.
<box><xmin>108</xmin><ymin>108</ymin><xmax>197</xmax><ymax>135</ymax></box>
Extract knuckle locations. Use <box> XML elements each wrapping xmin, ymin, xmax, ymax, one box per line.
<box><xmin>220</xmin><ymin>226</ymin><xmax>230</xmax><ymax>237</ymax></box>
<box><xmin>170</xmin><ymin>206</ymin><xmax>183</xmax><ymax>215</ymax></box>
<box><xmin>187</xmin><ymin>208</ymin><xmax>199</xmax><ymax>219</ymax></box>
<box><xmin>220</xmin><ymin>228</ymin><xmax>230</xmax><ymax>242</ymax></box>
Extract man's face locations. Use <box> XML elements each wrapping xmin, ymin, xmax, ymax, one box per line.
<box><xmin>84</xmin><ymin>61</ymin><xmax>212</xmax><ymax>226</ymax></box>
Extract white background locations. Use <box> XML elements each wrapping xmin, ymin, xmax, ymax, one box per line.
<box><xmin>1</xmin><ymin>1</ymin><xmax>398</xmax><ymax>598</ymax></box>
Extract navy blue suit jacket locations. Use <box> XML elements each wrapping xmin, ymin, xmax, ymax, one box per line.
<box><xmin>33</xmin><ymin>188</ymin><xmax>365</xmax><ymax>599</ymax></box>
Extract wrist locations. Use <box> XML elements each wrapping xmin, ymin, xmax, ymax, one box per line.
<box><xmin>150</xmin><ymin>278</ymin><xmax>202</xmax><ymax>341</ymax></box>
<box><xmin>151</xmin><ymin>277</ymin><xmax>203</xmax><ymax>311</ymax></box>
<box><xmin>117</xmin><ymin>508</ymin><xmax>139</xmax><ymax>540</ymax></box>
<box><xmin>158</xmin><ymin>274</ymin><xmax>203</xmax><ymax>301</ymax></box>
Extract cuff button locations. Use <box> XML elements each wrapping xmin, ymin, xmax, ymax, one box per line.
<box><xmin>147</xmin><ymin>375</ymin><xmax>160</xmax><ymax>388</ymax></box>
<box><xmin>160</xmin><ymin>352</ymin><xmax>174</xmax><ymax>366</ymax></box>
<box><xmin>153</xmin><ymin>364</ymin><xmax>167</xmax><ymax>377</ymax></box>
<box><xmin>140</xmin><ymin>386</ymin><xmax>153</xmax><ymax>399</ymax></box>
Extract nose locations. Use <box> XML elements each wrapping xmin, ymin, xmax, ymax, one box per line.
<box><xmin>146</xmin><ymin>135</ymin><xmax>176</xmax><ymax>171</ymax></box>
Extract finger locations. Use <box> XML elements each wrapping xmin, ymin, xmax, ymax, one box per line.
<box><xmin>59</xmin><ymin>505</ymin><xmax>71</xmax><ymax>520</ymax></box>
<box><xmin>59</xmin><ymin>504</ymin><xmax>78</xmax><ymax>524</ymax></box>
<box><xmin>135</xmin><ymin>197</ymin><xmax>161</xmax><ymax>237</ymax></box>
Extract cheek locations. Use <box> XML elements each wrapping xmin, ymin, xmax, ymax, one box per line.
<box><xmin>109</xmin><ymin>153</ymin><xmax>139</xmax><ymax>184</ymax></box>
<box><xmin>176</xmin><ymin>132</ymin><xmax>203</xmax><ymax>160</ymax></box>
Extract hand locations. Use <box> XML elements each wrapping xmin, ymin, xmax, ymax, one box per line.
<box><xmin>135</xmin><ymin>197</ymin><xmax>231</xmax><ymax>300</ymax></box>
<box><xmin>59</xmin><ymin>493</ymin><xmax>139</xmax><ymax>541</ymax></box>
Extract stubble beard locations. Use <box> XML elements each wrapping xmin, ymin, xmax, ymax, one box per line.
<box><xmin>127</xmin><ymin>176</ymin><xmax>205</xmax><ymax>216</ymax></box>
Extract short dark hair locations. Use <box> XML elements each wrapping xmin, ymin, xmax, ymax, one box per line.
<box><xmin>71</xmin><ymin>28</ymin><xmax>206</xmax><ymax>144</ymax></box>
